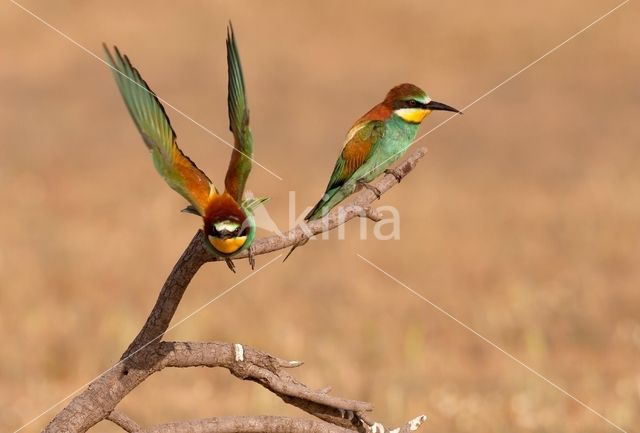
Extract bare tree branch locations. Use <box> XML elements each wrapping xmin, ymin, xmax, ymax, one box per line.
<box><xmin>143</xmin><ymin>416</ymin><xmax>355</xmax><ymax>433</ymax></box>
<box><xmin>209</xmin><ymin>147</ymin><xmax>428</xmax><ymax>261</ymax></box>
<box><xmin>43</xmin><ymin>148</ymin><xmax>429</xmax><ymax>433</ymax></box>
<box><xmin>122</xmin><ymin>233</ymin><xmax>210</xmax><ymax>359</ymax></box>
<box><xmin>107</xmin><ymin>412</ymin><xmax>428</xmax><ymax>433</ymax></box>
<box><xmin>107</xmin><ymin>411</ymin><xmax>141</xmax><ymax>432</ymax></box>
<box><xmin>160</xmin><ymin>341</ymin><xmax>372</xmax><ymax>412</ymax></box>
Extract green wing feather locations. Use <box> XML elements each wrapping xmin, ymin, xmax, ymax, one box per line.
<box><xmin>242</xmin><ymin>196</ymin><xmax>269</xmax><ymax>212</ymax></box>
<box><xmin>305</xmin><ymin>121</ymin><xmax>385</xmax><ymax>220</ymax></box>
<box><xmin>224</xmin><ymin>24</ymin><xmax>253</xmax><ymax>204</ymax></box>
<box><xmin>104</xmin><ymin>45</ymin><xmax>213</xmax><ymax>216</ymax></box>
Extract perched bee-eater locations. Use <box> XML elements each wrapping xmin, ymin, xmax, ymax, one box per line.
<box><xmin>285</xmin><ymin>83</ymin><xmax>460</xmax><ymax>260</ymax></box>
<box><xmin>105</xmin><ymin>25</ymin><xmax>265</xmax><ymax>272</ymax></box>
<box><xmin>306</xmin><ymin>83</ymin><xmax>460</xmax><ymax>220</ymax></box>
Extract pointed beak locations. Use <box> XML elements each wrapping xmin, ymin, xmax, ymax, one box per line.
<box><xmin>424</xmin><ymin>100</ymin><xmax>462</xmax><ymax>114</ymax></box>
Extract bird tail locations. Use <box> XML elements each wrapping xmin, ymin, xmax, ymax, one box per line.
<box><xmin>304</xmin><ymin>186</ymin><xmax>351</xmax><ymax>221</ymax></box>
<box><xmin>285</xmin><ymin>185</ymin><xmax>353</xmax><ymax>262</ymax></box>
<box><xmin>284</xmin><ymin>190</ymin><xmax>340</xmax><ymax>262</ymax></box>
<box><xmin>282</xmin><ymin>237</ymin><xmax>309</xmax><ymax>262</ymax></box>
<box><xmin>304</xmin><ymin>200</ymin><xmax>324</xmax><ymax>221</ymax></box>
<box><xmin>282</xmin><ymin>245</ymin><xmax>297</xmax><ymax>262</ymax></box>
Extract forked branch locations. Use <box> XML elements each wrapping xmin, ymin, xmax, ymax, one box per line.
<box><xmin>43</xmin><ymin>148</ymin><xmax>429</xmax><ymax>433</ymax></box>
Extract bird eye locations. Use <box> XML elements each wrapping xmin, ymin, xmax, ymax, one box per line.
<box><xmin>407</xmin><ymin>100</ymin><xmax>417</xmax><ymax>107</ymax></box>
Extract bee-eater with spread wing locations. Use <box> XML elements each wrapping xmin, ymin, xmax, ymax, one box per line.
<box><xmin>105</xmin><ymin>25</ymin><xmax>265</xmax><ymax>272</ymax></box>
<box><xmin>284</xmin><ymin>83</ymin><xmax>459</xmax><ymax>261</ymax></box>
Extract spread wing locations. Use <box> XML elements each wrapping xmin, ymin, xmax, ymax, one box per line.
<box><xmin>323</xmin><ymin>120</ymin><xmax>385</xmax><ymax>192</ymax></box>
<box><xmin>104</xmin><ymin>45</ymin><xmax>213</xmax><ymax>216</ymax></box>
<box><xmin>224</xmin><ymin>24</ymin><xmax>253</xmax><ymax>204</ymax></box>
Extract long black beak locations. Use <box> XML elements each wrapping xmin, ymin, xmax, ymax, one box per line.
<box><xmin>424</xmin><ymin>100</ymin><xmax>462</xmax><ymax>114</ymax></box>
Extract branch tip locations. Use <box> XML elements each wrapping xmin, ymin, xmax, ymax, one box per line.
<box><xmin>407</xmin><ymin>414</ymin><xmax>427</xmax><ymax>431</ymax></box>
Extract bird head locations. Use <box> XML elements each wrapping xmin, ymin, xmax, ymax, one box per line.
<box><xmin>206</xmin><ymin>216</ymin><xmax>255</xmax><ymax>257</ymax></box>
<box><xmin>203</xmin><ymin>194</ymin><xmax>256</xmax><ymax>257</ymax></box>
<box><xmin>385</xmin><ymin>83</ymin><xmax>460</xmax><ymax>124</ymax></box>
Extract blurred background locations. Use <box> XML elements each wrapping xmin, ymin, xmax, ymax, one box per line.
<box><xmin>1</xmin><ymin>1</ymin><xmax>639</xmax><ymax>432</ymax></box>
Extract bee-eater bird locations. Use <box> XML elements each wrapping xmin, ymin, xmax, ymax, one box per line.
<box><xmin>105</xmin><ymin>25</ymin><xmax>265</xmax><ymax>272</ymax></box>
<box><xmin>284</xmin><ymin>83</ymin><xmax>459</xmax><ymax>261</ymax></box>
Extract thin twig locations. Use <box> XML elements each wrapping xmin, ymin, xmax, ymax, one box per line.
<box><xmin>107</xmin><ymin>411</ymin><xmax>141</xmax><ymax>433</ymax></box>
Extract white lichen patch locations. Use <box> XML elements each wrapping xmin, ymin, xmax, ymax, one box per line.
<box><xmin>234</xmin><ymin>343</ymin><xmax>244</xmax><ymax>362</ymax></box>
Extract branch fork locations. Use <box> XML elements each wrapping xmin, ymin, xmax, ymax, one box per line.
<box><xmin>43</xmin><ymin>148</ymin><xmax>430</xmax><ymax>433</ymax></box>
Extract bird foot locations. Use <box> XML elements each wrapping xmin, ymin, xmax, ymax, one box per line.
<box><xmin>225</xmin><ymin>258</ymin><xmax>236</xmax><ymax>273</ymax></box>
<box><xmin>384</xmin><ymin>168</ymin><xmax>403</xmax><ymax>183</ymax></box>
<box><xmin>357</xmin><ymin>179</ymin><xmax>381</xmax><ymax>199</ymax></box>
<box><xmin>248</xmin><ymin>246</ymin><xmax>256</xmax><ymax>270</ymax></box>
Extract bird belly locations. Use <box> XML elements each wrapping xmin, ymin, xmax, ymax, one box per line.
<box><xmin>356</xmin><ymin>126</ymin><xmax>417</xmax><ymax>182</ymax></box>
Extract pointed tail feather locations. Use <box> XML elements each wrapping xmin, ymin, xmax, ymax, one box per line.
<box><xmin>290</xmin><ymin>182</ymin><xmax>357</xmax><ymax>259</ymax></box>
<box><xmin>282</xmin><ymin>237</ymin><xmax>309</xmax><ymax>262</ymax></box>
<box><xmin>282</xmin><ymin>244</ymin><xmax>298</xmax><ymax>262</ymax></box>
<box><xmin>305</xmin><ymin>188</ymin><xmax>338</xmax><ymax>221</ymax></box>
<box><xmin>304</xmin><ymin>184</ymin><xmax>354</xmax><ymax>221</ymax></box>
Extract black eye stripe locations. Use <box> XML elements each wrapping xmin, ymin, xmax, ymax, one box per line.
<box><xmin>403</xmin><ymin>99</ymin><xmax>426</xmax><ymax>109</ymax></box>
<box><xmin>393</xmin><ymin>99</ymin><xmax>428</xmax><ymax>110</ymax></box>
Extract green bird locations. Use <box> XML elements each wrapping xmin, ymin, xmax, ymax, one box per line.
<box><xmin>104</xmin><ymin>24</ymin><xmax>265</xmax><ymax>272</ymax></box>
<box><xmin>285</xmin><ymin>83</ymin><xmax>460</xmax><ymax>260</ymax></box>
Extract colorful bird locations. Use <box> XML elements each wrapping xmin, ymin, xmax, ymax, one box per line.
<box><xmin>104</xmin><ymin>24</ymin><xmax>265</xmax><ymax>272</ymax></box>
<box><xmin>285</xmin><ymin>83</ymin><xmax>460</xmax><ymax>260</ymax></box>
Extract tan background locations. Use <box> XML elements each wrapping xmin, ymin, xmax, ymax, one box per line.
<box><xmin>1</xmin><ymin>1</ymin><xmax>639</xmax><ymax>432</ymax></box>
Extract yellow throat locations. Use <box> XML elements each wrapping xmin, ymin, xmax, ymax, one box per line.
<box><xmin>394</xmin><ymin>108</ymin><xmax>430</xmax><ymax>124</ymax></box>
<box><xmin>208</xmin><ymin>235</ymin><xmax>247</xmax><ymax>254</ymax></box>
